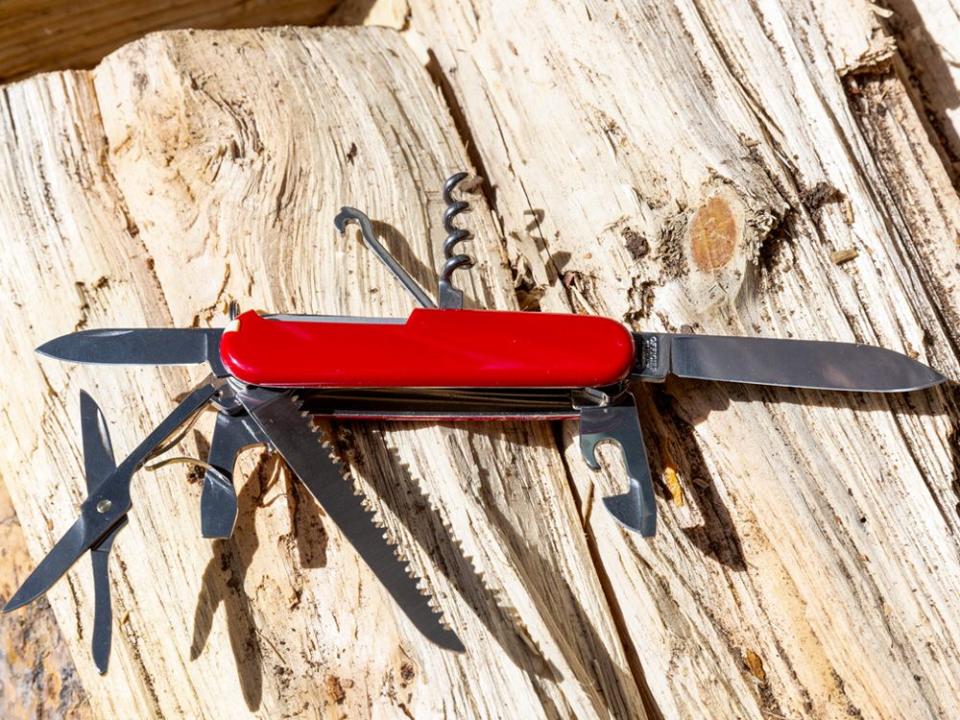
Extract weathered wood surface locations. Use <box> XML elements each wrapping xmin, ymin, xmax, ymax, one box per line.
<box><xmin>0</xmin><ymin>0</ymin><xmax>338</xmax><ymax>83</ymax></box>
<box><xmin>0</xmin><ymin>27</ymin><xmax>645</xmax><ymax>718</ymax></box>
<box><xmin>2</xmin><ymin>1</ymin><xmax>960</xmax><ymax>718</ymax></box>
<box><xmin>392</xmin><ymin>1</ymin><xmax>960</xmax><ymax>718</ymax></box>
<box><xmin>885</xmin><ymin>0</ymin><xmax>960</xmax><ymax>174</ymax></box>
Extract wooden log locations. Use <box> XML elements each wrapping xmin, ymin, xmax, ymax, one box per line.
<box><xmin>5</xmin><ymin>4</ymin><xmax>960</xmax><ymax>717</ymax></box>
<box><xmin>884</xmin><ymin>0</ymin><xmax>960</xmax><ymax>173</ymax></box>
<box><xmin>392</xmin><ymin>1</ymin><xmax>960</xmax><ymax>718</ymax></box>
<box><xmin>0</xmin><ymin>27</ymin><xmax>647</xmax><ymax>718</ymax></box>
<box><xmin>0</xmin><ymin>4</ymin><xmax>341</xmax><ymax>711</ymax></box>
<box><xmin>0</xmin><ymin>0</ymin><xmax>338</xmax><ymax>83</ymax></box>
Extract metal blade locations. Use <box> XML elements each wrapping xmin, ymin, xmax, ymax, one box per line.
<box><xmin>90</xmin><ymin>549</ymin><xmax>113</xmax><ymax>674</ymax></box>
<box><xmin>580</xmin><ymin>395</ymin><xmax>656</xmax><ymax>536</ymax></box>
<box><xmin>80</xmin><ymin>391</ymin><xmax>116</xmax><ymax>487</ymax></box>
<box><xmin>633</xmin><ymin>332</ymin><xmax>946</xmax><ymax>392</ymax></box>
<box><xmin>237</xmin><ymin>386</ymin><xmax>464</xmax><ymax>652</ymax></box>
<box><xmin>37</xmin><ymin>328</ymin><xmax>222</xmax><ymax>370</ymax></box>
<box><xmin>80</xmin><ymin>390</ymin><xmax>123</xmax><ymax>673</ymax></box>
<box><xmin>4</xmin><ymin>518</ymin><xmax>91</xmax><ymax>611</ymax></box>
<box><xmin>202</xmin><ymin>411</ymin><xmax>266</xmax><ymax>539</ymax></box>
<box><xmin>4</xmin><ymin>382</ymin><xmax>221</xmax><ymax>613</ymax></box>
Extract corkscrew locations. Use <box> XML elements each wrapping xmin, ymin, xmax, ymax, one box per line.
<box><xmin>334</xmin><ymin>171</ymin><xmax>478</xmax><ymax>311</ymax></box>
<box><xmin>438</xmin><ymin>171</ymin><xmax>475</xmax><ymax>310</ymax></box>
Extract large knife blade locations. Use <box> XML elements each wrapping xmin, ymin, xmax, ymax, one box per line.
<box><xmin>633</xmin><ymin>332</ymin><xmax>946</xmax><ymax>392</ymax></box>
<box><xmin>236</xmin><ymin>386</ymin><xmax>464</xmax><ymax>652</ymax></box>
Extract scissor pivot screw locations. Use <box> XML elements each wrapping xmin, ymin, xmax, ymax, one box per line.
<box><xmin>96</xmin><ymin>500</ymin><xmax>112</xmax><ymax>514</ymax></box>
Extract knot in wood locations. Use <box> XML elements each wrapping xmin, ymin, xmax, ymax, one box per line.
<box><xmin>689</xmin><ymin>195</ymin><xmax>739</xmax><ymax>271</ymax></box>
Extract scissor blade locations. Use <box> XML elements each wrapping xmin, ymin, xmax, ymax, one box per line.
<box><xmin>80</xmin><ymin>391</ymin><xmax>116</xmax><ymax>488</ymax></box>
<box><xmin>80</xmin><ymin>390</ymin><xmax>121</xmax><ymax>673</ymax></box>
<box><xmin>634</xmin><ymin>333</ymin><xmax>946</xmax><ymax>392</ymax></box>
<box><xmin>4</xmin><ymin>518</ymin><xmax>90</xmax><ymax>611</ymax></box>
<box><xmin>90</xmin><ymin>549</ymin><xmax>113</xmax><ymax>674</ymax></box>
<box><xmin>37</xmin><ymin>328</ymin><xmax>222</xmax><ymax>367</ymax></box>
<box><xmin>5</xmin><ymin>381</ymin><xmax>220</xmax><ymax>614</ymax></box>
<box><xmin>239</xmin><ymin>387</ymin><xmax>464</xmax><ymax>652</ymax></box>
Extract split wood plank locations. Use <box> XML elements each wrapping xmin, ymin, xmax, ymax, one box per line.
<box><xmin>394</xmin><ymin>1</ymin><xmax>960</xmax><ymax>718</ymax></box>
<box><xmin>0</xmin><ymin>0</ymin><xmax>337</xmax><ymax>83</ymax></box>
<box><xmin>0</xmin><ymin>27</ymin><xmax>646</xmax><ymax>719</ymax></box>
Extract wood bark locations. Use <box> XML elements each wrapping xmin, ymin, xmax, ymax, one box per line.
<box><xmin>1</xmin><ymin>1</ymin><xmax>959</xmax><ymax>718</ymax></box>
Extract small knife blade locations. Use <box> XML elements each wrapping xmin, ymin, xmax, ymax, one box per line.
<box><xmin>37</xmin><ymin>328</ymin><xmax>223</xmax><ymax>370</ymax></box>
<box><xmin>633</xmin><ymin>332</ymin><xmax>946</xmax><ymax>392</ymax></box>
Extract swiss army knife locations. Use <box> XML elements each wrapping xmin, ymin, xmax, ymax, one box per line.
<box><xmin>4</xmin><ymin>173</ymin><xmax>946</xmax><ymax>671</ymax></box>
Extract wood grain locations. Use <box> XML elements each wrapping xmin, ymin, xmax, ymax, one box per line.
<box><xmin>0</xmin><ymin>27</ymin><xmax>645</xmax><ymax>718</ymax></box>
<box><xmin>3</xmin><ymin>2</ymin><xmax>960</xmax><ymax>717</ymax></box>
<box><xmin>394</xmin><ymin>1</ymin><xmax>960</xmax><ymax>717</ymax></box>
<box><xmin>884</xmin><ymin>0</ymin><xmax>960</xmax><ymax>176</ymax></box>
<box><xmin>0</xmin><ymin>7</ymin><xmax>339</xmax><ymax>713</ymax></box>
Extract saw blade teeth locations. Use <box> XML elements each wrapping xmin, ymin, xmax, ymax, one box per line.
<box><xmin>284</xmin><ymin>391</ymin><xmax>460</xmax><ymax>636</ymax></box>
<box><xmin>251</xmin><ymin>390</ymin><xmax>461</xmax><ymax>646</ymax></box>
<box><xmin>313</xmin><ymin>414</ymin><xmax>410</xmax><ymax>557</ymax></box>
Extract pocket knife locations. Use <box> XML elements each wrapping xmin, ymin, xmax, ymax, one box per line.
<box><xmin>4</xmin><ymin>173</ymin><xmax>946</xmax><ymax>671</ymax></box>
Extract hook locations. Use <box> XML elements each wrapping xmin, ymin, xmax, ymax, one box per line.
<box><xmin>335</xmin><ymin>207</ymin><xmax>437</xmax><ymax>309</ymax></box>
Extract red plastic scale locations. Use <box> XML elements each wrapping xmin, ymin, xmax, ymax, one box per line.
<box><xmin>219</xmin><ymin>309</ymin><xmax>635</xmax><ymax>389</ymax></box>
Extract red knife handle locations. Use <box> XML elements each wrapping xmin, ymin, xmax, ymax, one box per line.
<box><xmin>219</xmin><ymin>309</ymin><xmax>634</xmax><ymax>389</ymax></box>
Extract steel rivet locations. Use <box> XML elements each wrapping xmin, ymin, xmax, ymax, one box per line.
<box><xmin>96</xmin><ymin>499</ymin><xmax>112</xmax><ymax>514</ymax></box>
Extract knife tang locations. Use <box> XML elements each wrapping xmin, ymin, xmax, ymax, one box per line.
<box><xmin>631</xmin><ymin>332</ymin><xmax>671</xmax><ymax>381</ymax></box>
